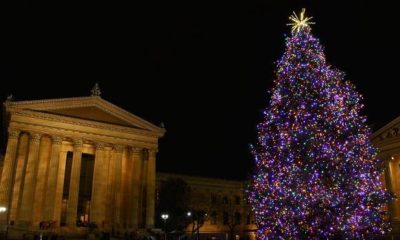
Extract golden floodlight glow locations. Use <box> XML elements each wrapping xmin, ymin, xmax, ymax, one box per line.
<box><xmin>287</xmin><ymin>8</ymin><xmax>315</xmax><ymax>33</ymax></box>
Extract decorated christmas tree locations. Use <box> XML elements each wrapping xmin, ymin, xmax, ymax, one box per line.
<box><xmin>249</xmin><ymin>9</ymin><xmax>391</xmax><ymax>239</ymax></box>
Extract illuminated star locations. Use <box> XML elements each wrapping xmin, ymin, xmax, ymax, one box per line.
<box><xmin>287</xmin><ymin>8</ymin><xmax>315</xmax><ymax>33</ymax></box>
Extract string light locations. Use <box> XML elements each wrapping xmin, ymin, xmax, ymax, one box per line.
<box><xmin>248</xmin><ymin>10</ymin><xmax>391</xmax><ymax>239</ymax></box>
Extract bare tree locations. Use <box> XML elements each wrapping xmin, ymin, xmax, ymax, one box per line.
<box><xmin>188</xmin><ymin>210</ymin><xmax>208</xmax><ymax>240</ymax></box>
<box><xmin>222</xmin><ymin>197</ymin><xmax>241</xmax><ymax>240</ymax></box>
<box><xmin>156</xmin><ymin>178</ymin><xmax>191</xmax><ymax>234</ymax></box>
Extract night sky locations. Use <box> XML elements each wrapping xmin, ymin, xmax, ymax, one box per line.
<box><xmin>0</xmin><ymin>0</ymin><xmax>398</xmax><ymax>180</ymax></box>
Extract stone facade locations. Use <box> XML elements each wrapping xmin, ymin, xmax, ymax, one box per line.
<box><xmin>371</xmin><ymin>116</ymin><xmax>400</xmax><ymax>235</ymax></box>
<box><xmin>0</xmin><ymin>96</ymin><xmax>165</xmax><ymax>234</ymax></box>
<box><xmin>157</xmin><ymin>173</ymin><xmax>257</xmax><ymax>240</ymax></box>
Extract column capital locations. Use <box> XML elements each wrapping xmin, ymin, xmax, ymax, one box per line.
<box><xmin>131</xmin><ymin>147</ymin><xmax>143</xmax><ymax>154</ymax></box>
<box><xmin>8</xmin><ymin>129</ymin><xmax>21</xmax><ymax>139</ymax></box>
<box><xmin>30</xmin><ymin>133</ymin><xmax>42</xmax><ymax>143</ymax></box>
<box><xmin>147</xmin><ymin>148</ymin><xmax>158</xmax><ymax>155</ymax></box>
<box><xmin>51</xmin><ymin>136</ymin><xmax>63</xmax><ymax>145</ymax></box>
<box><xmin>73</xmin><ymin>139</ymin><xmax>84</xmax><ymax>148</ymax></box>
<box><xmin>95</xmin><ymin>142</ymin><xmax>105</xmax><ymax>150</ymax></box>
<box><xmin>114</xmin><ymin>145</ymin><xmax>125</xmax><ymax>153</ymax></box>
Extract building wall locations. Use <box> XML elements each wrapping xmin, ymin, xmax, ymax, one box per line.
<box><xmin>371</xmin><ymin>117</ymin><xmax>400</xmax><ymax>236</ymax></box>
<box><xmin>157</xmin><ymin>173</ymin><xmax>257</xmax><ymax>240</ymax></box>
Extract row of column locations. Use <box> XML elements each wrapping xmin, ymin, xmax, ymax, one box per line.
<box><xmin>89</xmin><ymin>144</ymin><xmax>156</xmax><ymax>229</ymax></box>
<box><xmin>0</xmin><ymin>129</ymin><xmax>157</xmax><ymax>230</ymax></box>
<box><xmin>385</xmin><ymin>155</ymin><xmax>400</xmax><ymax>221</ymax></box>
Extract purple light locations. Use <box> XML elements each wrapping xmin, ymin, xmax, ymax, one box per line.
<box><xmin>248</xmin><ymin>20</ymin><xmax>391</xmax><ymax>239</ymax></box>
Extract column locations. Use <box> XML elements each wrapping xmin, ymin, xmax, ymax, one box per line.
<box><xmin>66</xmin><ymin>139</ymin><xmax>83</xmax><ymax>227</ymax></box>
<box><xmin>90</xmin><ymin>143</ymin><xmax>106</xmax><ymax>226</ymax></box>
<box><xmin>387</xmin><ymin>156</ymin><xmax>400</xmax><ymax>221</ymax></box>
<box><xmin>54</xmin><ymin>150</ymin><xmax>68</xmax><ymax>225</ymax></box>
<box><xmin>139</xmin><ymin>150</ymin><xmax>148</xmax><ymax>228</ymax></box>
<box><xmin>145</xmin><ymin>149</ymin><xmax>157</xmax><ymax>229</ymax></box>
<box><xmin>32</xmin><ymin>136</ymin><xmax>52</xmax><ymax>227</ymax></box>
<box><xmin>130</xmin><ymin>147</ymin><xmax>143</xmax><ymax>228</ymax></box>
<box><xmin>125</xmin><ymin>148</ymin><xmax>135</xmax><ymax>228</ymax></box>
<box><xmin>105</xmin><ymin>148</ymin><xmax>114</xmax><ymax>224</ymax></box>
<box><xmin>0</xmin><ymin>129</ymin><xmax>20</xmax><ymax>224</ymax></box>
<box><xmin>384</xmin><ymin>157</ymin><xmax>393</xmax><ymax>221</ymax></box>
<box><xmin>9</xmin><ymin>133</ymin><xmax>29</xmax><ymax>221</ymax></box>
<box><xmin>43</xmin><ymin>136</ymin><xmax>63</xmax><ymax>221</ymax></box>
<box><xmin>113</xmin><ymin>145</ymin><xmax>123</xmax><ymax>228</ymax></box>
<box><xmin>17</xmin><ymin>133</ymin><xmax>42</xmax><ymax>227</ymax></box>
<box><xmin>121</xmin><ymin>149</ymin><xmax>130</xmax><ymax>228</ymax></box>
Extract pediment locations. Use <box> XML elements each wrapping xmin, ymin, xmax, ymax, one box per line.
<box><xmin>43</xmin><ymin>106</ymin><xmax>137</xmax><ymax>127</ymax></box>
<box><xmin>372</xmin><ymin>116</ymin><xmax>400</xmax><ymax>144</ymax></box>
<box><xmin>4</xmin><ymin>96</ymin><xmax>165</xmax><ymax>136</ymax></box>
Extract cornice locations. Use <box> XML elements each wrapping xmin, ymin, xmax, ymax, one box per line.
<box><xmin>156</xmin><ymin>173</ymin><xmax>245</xmax><ymax>190</ymax></box>
<box><xmin>9</xmin><ymin>108</ymin><xmax>161</xmax><ymax>138</ymax></box>
<box><xmin>10</xmin><ymin>121</ymin><xmax>158</xmax><ymax>149</ymax></box>
<box><xmin>4</xmin><ymin>96</ymin><xmax>99</xmax><ymax>108</ymax></box>
<box><xmin>372</xmin><ymin>125</ymin><xmax>400</xmax><ymax>146</ymax></box>
<box><xmin>372</xmin><ymin>116</ymin><xmax>400</xmax><ymax>140</ymax></box>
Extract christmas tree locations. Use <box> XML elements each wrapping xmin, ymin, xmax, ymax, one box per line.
<box><xmin>249</xmin><ymin>9</ymin><xmax>391</xmax><ymax>239</ymax></box>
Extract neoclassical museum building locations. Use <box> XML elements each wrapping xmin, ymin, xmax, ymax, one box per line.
<box><xmin>372</xmin><ymin>116</ymin><xmax>400</xmax><ymax>233</ymax></box>
<box><xmin>0</xmin><ymin>90</ymin><xmax>165</xmax><ymax>236</ymax></box>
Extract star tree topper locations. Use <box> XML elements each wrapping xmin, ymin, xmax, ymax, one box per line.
<box><xmin>287</xmin><ymin>8</ymin><xmax>315</xmax><ymax>33</ymax></box>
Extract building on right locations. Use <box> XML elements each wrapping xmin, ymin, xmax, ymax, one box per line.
<box><xmin>157</xmin><ymin>173</ymin><xmax>257</xmax><ymax>240</ymax></box>
<box><xmin>371</xmin><ymin>116</ymin><xmax>400</xmax><ymax>233</ymax></box>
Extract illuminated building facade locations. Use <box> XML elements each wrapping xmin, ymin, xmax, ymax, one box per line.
<box><xmin>0</xmin><ymin>94</ymin><xmax>165</xmax><ymax>236</ymax></box>
<box><xmin>157</xmin><ymin>173</ymin><xmax>257</xmax><ymax>240</ymax></box>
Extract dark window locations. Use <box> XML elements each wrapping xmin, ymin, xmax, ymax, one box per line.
<box><xmin>62</xmin><ymin>152</ymin><xmax>74</xmax><ymax>199</ymax></box>
<box><xmin>235</xmin><ymin>212</ymin><xmax>241</xmax><ymax>225</ymax></box>
<box><xmin>235</xmin><ymin>196</ymin><xmax>241</xmax><ymax>205</ymax></box>
<box><xmin>61</xmin><ymin>152</ymin><xmax>74</xmax><ymax>226</ymax></box>
<box><xmin>246</xmin><ymin>213</ymin><xmax>251</xmax><ymax>225</ymax></box>
<box><xmin>222</xmin><ymin>196</ymin><xmax>229</xmax><ymax>204</ymax></box>
<box><xmin>223</xmin><ymin>212</ymin><xmax>229</xmax><ymax>225</ymax></box>
<box><xmin>211</xmin><ymin>211</ymin><xmax>217</xmax><ymax>225</ymax></box>
<box><xmin>211</xmin><ymin>194</ymin><xmax>217</xmax><ymax>204</ymax></box>
<box><xmin>77</xmin><ymin>153</ymin><xmax>95</xmax><ymax>226</ymax></box>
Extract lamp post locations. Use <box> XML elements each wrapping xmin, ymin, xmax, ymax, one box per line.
<box><xmin>161</xmin><ymin>214</ymin><xmax>169</xmax><ymax>240</ymax></box>
<box><xmin>0</xmin><ymin>206</ymin><xmax>8</xmax><ymax>240</ymax></box>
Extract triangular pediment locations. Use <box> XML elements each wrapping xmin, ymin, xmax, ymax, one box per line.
<box><xmin>5</xmin><ymin>96</ymin><xmax>165</xmax><ymax>135</ymax></box>
<box><xmin>43</xmin><ymin>106</ymin><xmax>138</xmax><ymax>127</ymax></box>
<box><xmin>372</xmin><ymin>116</ymin><xmax>400</xmax><ymax>144</ymax></box>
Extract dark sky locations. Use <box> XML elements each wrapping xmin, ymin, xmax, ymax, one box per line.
<box><xmin>0</xmin><ymin>0</ymin><xmax>398</xmax><ymax>180</ymax></box>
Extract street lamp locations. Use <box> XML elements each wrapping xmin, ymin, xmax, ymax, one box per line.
<box><xmin>0</xmin><ymin>206</ymin><xmax>8</xmax><ymax>240</ymax></box>
<box><xmin>161</xmin><ymin>214</ymin><xmax>169</xmax><ymax>240</ymax></box>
